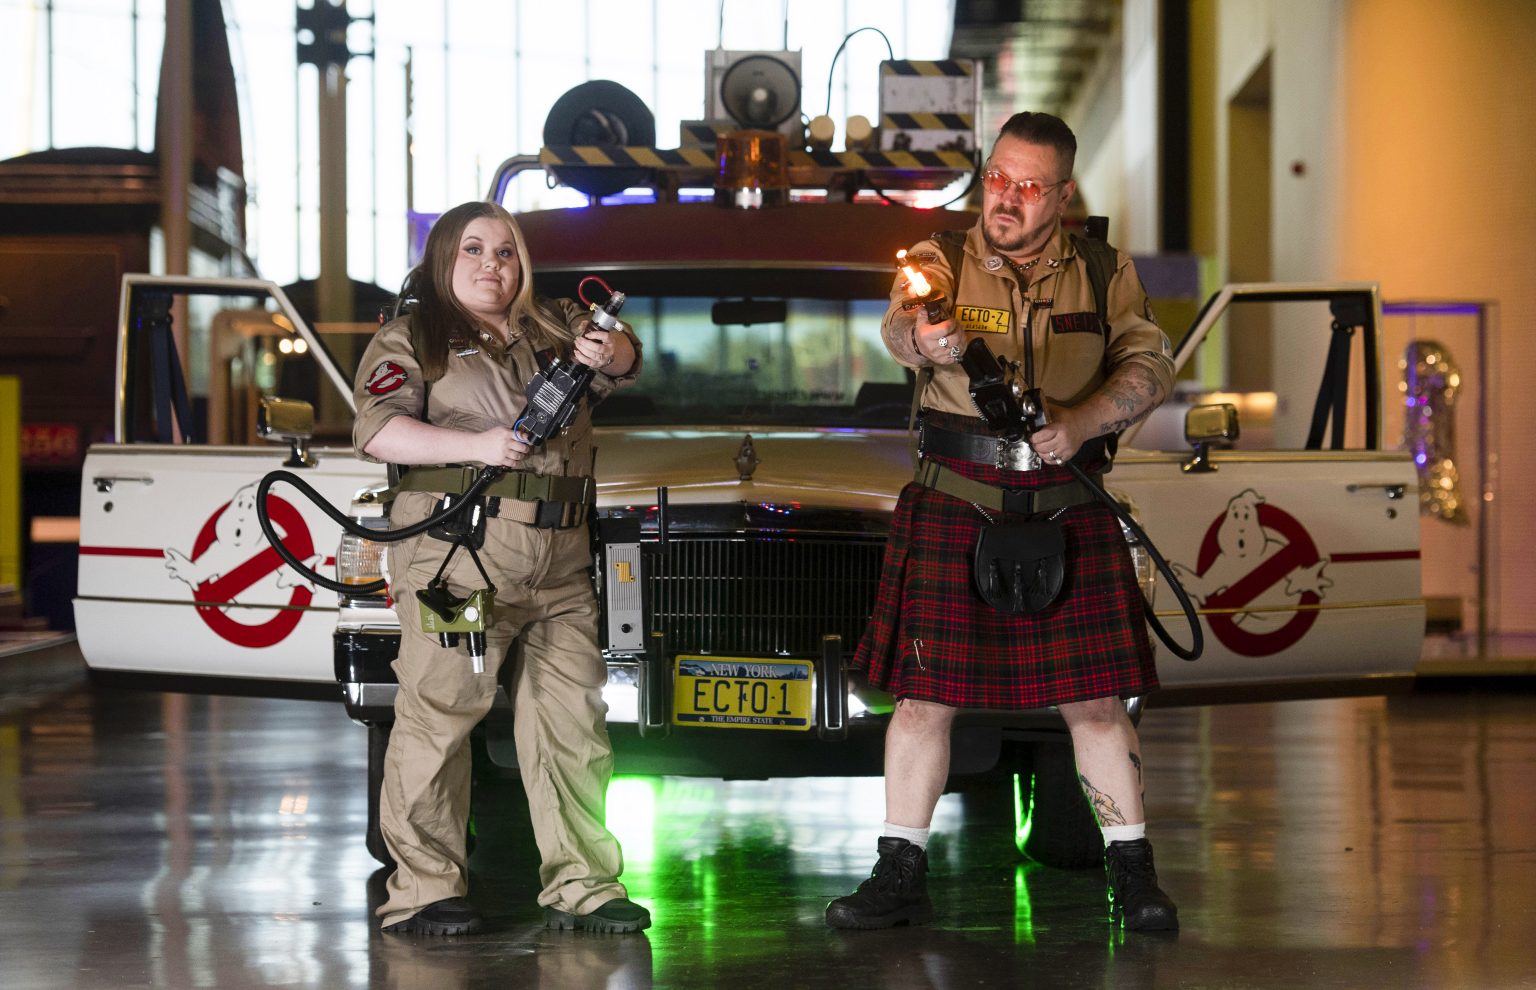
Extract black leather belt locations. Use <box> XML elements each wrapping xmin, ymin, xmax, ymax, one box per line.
<box><xmin>919</xmin><ymin>420</ymin><xmax>1041</xmax><ymax>471</ymax></box>
<box><xmin>919</xmin><ymin>419</ymin><xmax>1109</xmax><ymax>472</ymax></box>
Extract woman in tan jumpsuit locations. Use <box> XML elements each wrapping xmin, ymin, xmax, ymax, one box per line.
<box><xmin>351</xmin><ymin>200</ymin><xmax>649</xmax><ymax>936</ymax></box>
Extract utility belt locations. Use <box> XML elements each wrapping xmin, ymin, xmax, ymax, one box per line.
<box><xmin>915</xmin><ymin>422</ymin><xmax>1101</xmax><ymax>615</ymax></box>
<box><xmin>918</xmin><ymin>417</ymin><xmax>1111</xmax><ymax>473</ymax></box>
<box><xmin>915</xmin><ymin>422</ymin><xmax>1099</xmax><ymax>515</ymax></box>
<box><xmin>394</xmin><ymin>465</ymin><xmax>594</xmax><ymax>529</ymax></box>
<box><xmin>914</xmin><ymin>459</ymin><xmax>1099</xmax><ymax>515</ymax></box>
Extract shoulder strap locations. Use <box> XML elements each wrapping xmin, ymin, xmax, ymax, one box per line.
<box><xmin>1069</xmin><ymin>225</ymin><xmax>1125</xmax><ymax>463</ymax></box>
<box><xmin>933</xmin><ymin>228</ymin><xmax>967</xmax><ymax>300</ymax></box>
<box><xmin>406</xmin><ymin>312</ymin><xmax>443</xmax><ymax>386</ymax></box>
<box><xmin>1069</xmin><ymin>231</ymin><xmax>1116</xmax><ymax>337</ymax></box>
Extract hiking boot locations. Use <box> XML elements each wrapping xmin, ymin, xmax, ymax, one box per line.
<box><xmin>545</xmin><ymin>897</ymin><xmax>652</xmax><ymax>933</ymax></box>
<box><xmin>825</xmin><ymin>836</ymin><xmax>934</xmax><ymax>929</ymax></box>
<box><xmin>381</xmin><ymin>897</ymin><xmax>484</xmax><ymax>936</ymax></box>
<box><xmin>1105</xmin><ymin>838</ymin><xmax>1179</xmax><ymax>931</ymax></box>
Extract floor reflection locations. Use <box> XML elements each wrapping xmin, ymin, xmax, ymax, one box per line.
<box><xmin>0</xmin><ymin>679</ymin><xmax>1532</xmax><ymax>988</ymax></box>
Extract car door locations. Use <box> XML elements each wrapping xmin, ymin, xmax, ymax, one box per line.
<box><xmin>75</xmin><ymin>276</ymin><xmax>385</xmax><ymax>683</ymax></box>
<box><xmin>1117</xmin><ymin>284</ymin><xmax>1423</xmax><ymax>690</ymax></box>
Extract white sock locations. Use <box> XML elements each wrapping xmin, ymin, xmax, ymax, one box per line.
<box><xmin>1101</xmin><ymin>823</ymin><xmax>1146</xmax><ymax>847</ymax></box>
<box><xmin>882</xmin><ymin>821</ymin><xmax>930</xmax><ymax>849</ymax></box>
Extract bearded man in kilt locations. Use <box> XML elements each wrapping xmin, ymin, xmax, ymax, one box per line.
<box><xmin>825</xmin><ymin>112</ymin><xmax>1180</xmax><ymax>933</ymax></box>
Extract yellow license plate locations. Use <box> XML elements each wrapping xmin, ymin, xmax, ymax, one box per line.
<box><xmin>672</xmin><ymin>656</ymin><xmax>813</xmax><ymax>730</ymax></box>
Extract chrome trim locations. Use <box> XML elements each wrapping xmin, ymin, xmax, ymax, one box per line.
<box><xmin>91</xmin><ymin>474</ymin><xmax>154</xmax><ymax>493</ymax></box>
<box><xmin>536</xmin><ymin>259</ymin><xmax>897</xmax><ymax>275</ymax></box>
<box><xmin>116</xmin><ymin>274</ymin><xmax>355</xmax><ymax>442</ymax></box>
<box><xmin>1346</xmin><ymin>483</ymin><xmax>1407</xmax><ymax>499</ymax></box>
<box><xmin>598</xmin><ymin>503</ymin><xmax>890</xmax><ymax>538</ymax></box>
<box><xmin>1150</xmin><ymin>597</ymin><xmax>1425</xmax><ymax>619</ymax></box>
<box><xmin>75</xmin><ymin>594</ymin><xmax>339</xmax><ymax>614</ymax></box>
<box><xmin>1123</xmin><ymin>281</ymin><xmax>1383</xmax><ymax>448</ymax></box>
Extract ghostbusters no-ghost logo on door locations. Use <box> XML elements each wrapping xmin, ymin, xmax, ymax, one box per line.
<box><xmin>1171</xmin><ymin>489</ymin><xmax>1334</xmax><ymax>657</ymax></box>
<box><xmin>163</xmin><ymin>483</ymin><xmax>323</xmax><ymax>648</ymax></box>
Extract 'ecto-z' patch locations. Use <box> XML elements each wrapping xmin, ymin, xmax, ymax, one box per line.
<box><xmin>366</xmin><ymin>360</ymin><xmax>409</xmax><ymax>395</ymax></box>
<box><xmin>954</xmin><ymin>305</ymin><xmax>1011</xmax><ymax>334</ymax></box>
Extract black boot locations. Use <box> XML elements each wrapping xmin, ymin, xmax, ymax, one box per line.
<box><xmin>381</xmin><ymin>896</ymin><xmax>484</xmax><ymax>936</ymax></box>
<box><xmin>1105</xmin><ymin>838</ymin><xmax>1179</xmax><ymax>931</ymax></box>
<box><xmin>825</xmin><ymin>836</ymin><xmax>933</xmax><ymax>929</ymax></box>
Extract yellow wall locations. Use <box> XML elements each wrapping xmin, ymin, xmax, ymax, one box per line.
<box><xmin>1337</xmin><ymin>0</ymin><xmax>1535</xmax><ymax>636</ymax></box>
<box><xmin>1183</xmin><ymin>0</ymin><xmax>1533</xmax><ymax>636</ymax></box>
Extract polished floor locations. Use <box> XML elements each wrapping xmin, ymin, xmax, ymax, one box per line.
<box><xmin>1</xmin><ymin>662</ymin><xmax>1534</xmax><ymax>989</ymax></box>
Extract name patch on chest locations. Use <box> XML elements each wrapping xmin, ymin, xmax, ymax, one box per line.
<box><xmin>954</xmin><ymin>305</ymin><xmax>1011</xmax><ymax>334</ymax></box>
<box><xmin>1051</xmin><ymin>311</ymin><xmax>1105</xmax><ymax>336</ymax></box>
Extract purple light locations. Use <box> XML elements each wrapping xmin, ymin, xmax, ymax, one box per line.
<box><xmin>1383</xmin><ymin>302</ymin><xmax>1483</xmax><ymax>317</ymax></box>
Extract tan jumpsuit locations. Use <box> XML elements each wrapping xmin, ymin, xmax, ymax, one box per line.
<box><xmin>352</xmin><ymin>300</ymin><xmax>642</xmax><ymax>929</ymax></box>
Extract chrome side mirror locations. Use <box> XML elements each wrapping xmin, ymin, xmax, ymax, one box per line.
<box><xmin>258</xmin><ymin>396</ymin><xmax>317</xmax><ymax>468</ymax></box>
<box><xmin>1182</xmin><ymin>403</ymin><xmax>1239</xmax><ymax>474</ymax></box>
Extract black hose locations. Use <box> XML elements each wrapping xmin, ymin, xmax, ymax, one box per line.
<box><xmin>255</xmin><ymin>467</ymin><xmax>498</xmax><ymax>595</ymax></box>
<box><xmin>1065</xmin><ymin>460</ymin><xmax>1204</xmax><ymax>661</ymax></box>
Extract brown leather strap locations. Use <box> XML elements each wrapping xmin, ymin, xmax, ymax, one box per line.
<box><xmin>914</xmin><ymin>460</ymin><xmax>1099</xmax><ymax>515</ymax></box>
<box><xmin>396</xmin><ymin>465</ymin><xmax>593</xmax><ymax>504</ymax></box>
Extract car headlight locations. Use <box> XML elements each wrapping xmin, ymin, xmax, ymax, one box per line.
<box><xmin>337</xmin><ymin>519</ymin><xmax>389</xmax><ymax>599</ymax></box>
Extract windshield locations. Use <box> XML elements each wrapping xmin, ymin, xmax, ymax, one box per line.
<box><xmin>591</xmin><ymin>292</ymin><xmax>914</xmax><ymax>429</ymax></box>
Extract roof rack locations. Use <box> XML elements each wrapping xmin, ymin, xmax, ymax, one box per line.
<box><xmin>487</xmin><ymin>146</ymin><xmax>976</xmax><ymax>206</ymax></box>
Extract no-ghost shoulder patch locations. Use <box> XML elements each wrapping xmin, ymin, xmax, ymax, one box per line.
<box><xmin>366</xmin><ymin>360</ymin><xmax>409</xmax><ymax>394</ymax></box>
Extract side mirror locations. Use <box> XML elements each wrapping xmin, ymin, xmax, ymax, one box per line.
<box><xmin>1182</xmin><ymin>403</ymin><xmax>1239</xmax><ymax>474</ymax></box>
<box><xmin>258</xmin><ymin>396</ymin><xmax>318</xmax><ymax>468</ymax></box>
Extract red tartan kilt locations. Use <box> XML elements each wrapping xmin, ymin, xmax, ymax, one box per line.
<box><xmin>853</xmin><ymin>452</ymin><xmax>1159</xmax><ymax>709</ymax></box>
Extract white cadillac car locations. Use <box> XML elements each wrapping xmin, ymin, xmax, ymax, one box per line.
<box><xmin>76</xmin><ymin>174</ymin><xmax>1422</xmax><ymax>868</ymax></box>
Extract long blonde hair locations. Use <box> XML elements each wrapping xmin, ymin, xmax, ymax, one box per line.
<box><xmin>403</xmin><ymin>200</ymin><xmax>572</xmax><ymax>380</ymax></box>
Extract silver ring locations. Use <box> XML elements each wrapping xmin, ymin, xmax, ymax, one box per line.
<box><xmin>937</xmin><ymin>334</ymin><xmax>948</xmax><ymax>348</ymax></box>
<box><xmin>1048</xmin><ymin>452</ymin><xmax>1060</xmax><ymax>463</ymax></box>
<box><xmin>947</xmin><ymin>345</ymin><xmax>963</xmax><ymax>362</ymax></box>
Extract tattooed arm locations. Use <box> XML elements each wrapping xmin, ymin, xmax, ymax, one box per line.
<box><xmin>1030</xmin><ymin>363</ymin><xmax>1165</xmax><ymax>462</ymax></box>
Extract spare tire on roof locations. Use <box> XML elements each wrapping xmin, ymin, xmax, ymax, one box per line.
<box><xmin>542</xmin><ymin>80</ymin><xmax>656</xmax><ymax>200</ymax></box>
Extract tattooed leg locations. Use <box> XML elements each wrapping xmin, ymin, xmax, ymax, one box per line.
<box><xmin>1079</xmin><ymin>773</ymin><xmax>1130</xmax><ymax>827</ymax></box>
<box><xmin>1060</xmin><ymin>697</ymin><xmax>1147</xmax><ymax>826</ymax></box>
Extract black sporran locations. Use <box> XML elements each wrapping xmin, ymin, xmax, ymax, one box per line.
<box><xmin>972</xmin><ymin>518</ymin><xmax>1066</xmax><ymax>614</ymax></box>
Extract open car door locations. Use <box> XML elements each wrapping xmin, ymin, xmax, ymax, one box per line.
<box><xmin>75</xmin><ymin>276</ymin><xmax>384</xmax><ymax>684</ymax></box>
<box><xmin>1117</xmin><ymin>283</ymin><xmax>1422</xmax><ymax>693</ymax></box>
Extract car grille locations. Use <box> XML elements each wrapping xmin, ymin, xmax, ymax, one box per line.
<box><xmin>644</xmin><ymin>535</ymin><xmax>884</xmax><ymax>657</ymax></box>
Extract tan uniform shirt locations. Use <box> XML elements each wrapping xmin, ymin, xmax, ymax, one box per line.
<box><xmin>883</xmin><ymin>221</ymin><xmax>1174</xmax><ymax>417</ymax></box>
<box><xmin>352</xmin><ymin>297</ymin><xmax>642</xmax><ymax>477</ymax></box>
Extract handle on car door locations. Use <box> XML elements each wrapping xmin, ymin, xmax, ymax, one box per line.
<box><xmin>1345</xmin><ymin>482</ymin><xmax>1406</xmax><ymax>500</ymax></box>
<box><xmin>92</xmin><ymin>475</ymin><xmax>155</xmax><ymax>493</ymax></box>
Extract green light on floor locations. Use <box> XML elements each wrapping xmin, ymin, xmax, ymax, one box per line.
<box><xmin>606</xmin><ymin>775</ymin><xmax>657</xmax><ymax>867</ymax></box>
<box><xmin>1013</xmin><ymin>864</ymin><xmax>1037</xmax><ymax>945</ymax></box>
<box><xmin>697</xmin><ymin>857</ymin><xmax>718</xmax><ymax>956</ymax></box>
<box><xmin>1012</xmin><ymin>771</ymin><xmax>1034</xmax><ymax>853</ymax></box>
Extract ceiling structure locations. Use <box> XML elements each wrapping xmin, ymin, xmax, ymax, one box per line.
<box><xmin>950</xmin><ymin>0</ymin><xmax>1122</xmax><ymax>128</ymax></box>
